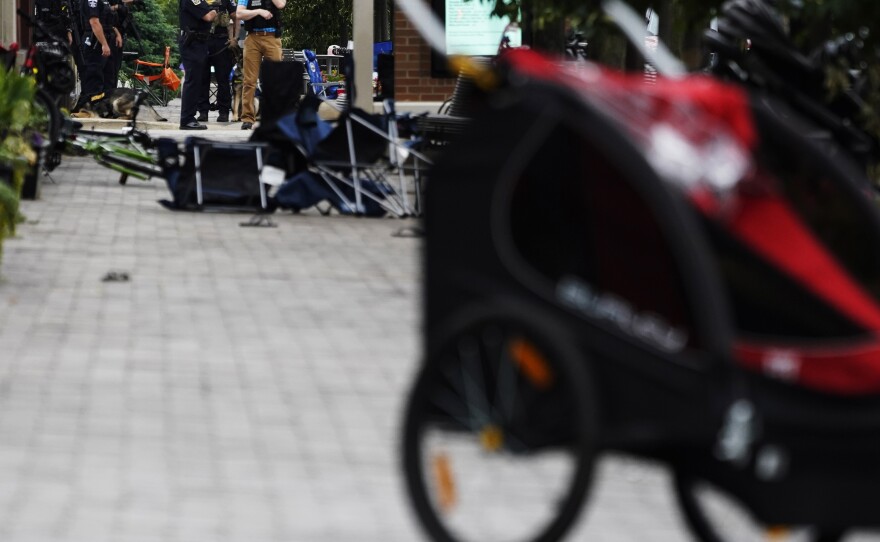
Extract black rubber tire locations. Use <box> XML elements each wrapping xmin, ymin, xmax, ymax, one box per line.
<box><xmin>673</xmin><ymin>470</ymin><xmax>845</xmax><ymax>542</ymax></box>
<box><xmin>402</xmin><ymin>304</ymin><xmax>598</xmax><ymax>542</ymax></box>
<box><xmin>33</xmin><ymin>88</ymin><xmax>62</xmax><ymax>172</ymax></box>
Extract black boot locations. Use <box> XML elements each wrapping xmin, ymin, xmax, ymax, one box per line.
<box><xmin>72</xmin><ymin>94</ymin><xmax>92</xmax><ymax>113</ymax></box>
<box><xmin>216</xmin><ymin>111</ymin><xmax>229</xmax><ymax>123</ymax></box>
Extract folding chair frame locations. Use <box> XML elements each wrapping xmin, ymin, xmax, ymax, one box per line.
<box><xmin>132</xmin><ymin>46</ymin><xmax>175</xmax><ymax>107</ymax></box>
<box><xmin>192</xmin><ymin>141</ymin><xmax>270</xmax><ymax>210</ymax></box>
<box><xmin>302</xmin><ymin>49</ymin><xmax>345</xmax><ymax>100</ymax></box>
<box><xmin>298</xmin><ymin>98</ymin><xmax>432</xmax><ymax>217</ymax></box>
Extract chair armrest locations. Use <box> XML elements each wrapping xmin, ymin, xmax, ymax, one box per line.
<box><xmin>135</xmin><ymin>59</ymin><xmax>165</xmax><ymax>67</ymax></box>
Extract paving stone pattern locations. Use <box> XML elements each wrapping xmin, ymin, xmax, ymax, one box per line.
<box><xmin>0</xmin><ymin>128</ymin><xmax>712</xmax><ymax>541</ymax></box>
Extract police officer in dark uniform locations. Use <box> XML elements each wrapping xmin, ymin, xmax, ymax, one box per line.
<box><xmin>73</xmin><ymin>0</ymin><xmax>113</xmax><ymax>112</ymax></box>
<box><xmin>179</xmin><ymin>0</ymin><xmax>218</xmax><ymax>130</ymax></box>
<box><xmin>196</xmin><ymin>0</ymin><xmax>236</xmax><ymax>123</ymax></box>
<box><xmin>106</xmin><ymin>0</ymin><xmax>127</xmax><ymax>90</ymax></box>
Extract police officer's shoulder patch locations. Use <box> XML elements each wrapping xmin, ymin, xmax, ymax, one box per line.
<box><xmin>88</xmin><ymin>0</ymin><xmax>97</xmax><ymax>7</ymax></box>
<box><xmin>192</xmin><ymin>0</ymin><xmax>201</xmax><ymax>5</ymax></box>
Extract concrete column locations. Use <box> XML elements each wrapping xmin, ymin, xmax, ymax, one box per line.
<box><xmin>1</xmin><ymin>0</ymin><xmax>17</xmax><ymax>47</ymax></box>
<box><xmin>352</xmin><ymin>0</ymin><xmax>374</xmax><ymax>111</ymax></box>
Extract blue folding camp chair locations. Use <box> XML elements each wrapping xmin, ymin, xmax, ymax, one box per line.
<box><xmin>303</xmin><ymin>49</ymin><xmax>342</xmax><ymax>99</ymax></box>
<box><xmin>272</xmin><ymin>94</ymin><xmax>429</xmax><ymax>217</ymax></box>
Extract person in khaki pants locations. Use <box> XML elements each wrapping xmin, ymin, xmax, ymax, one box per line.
<box><xmin>235</xmin><ymin>0</ymin><xmax>285</xmax><ymax>129</ymax></box>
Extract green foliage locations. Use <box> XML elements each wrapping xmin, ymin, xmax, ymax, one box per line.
<box><xmin>0</xmin><ymin>180</ymin><xmax>19</xmax><ymax>263</ymax></box>
<box><xmin>122</xmin><ymin>0</ymin><xmax>181</xmax><ymax>77</ymax></box>
<box><xmin>782</xmin><ymin>1</ymin><xmax>880</xmax><ymax>179</ymax></box>
<box><xmin>783</xmin><ymin>2</ymin><xmax>880</xmax><ymax>51</ymax></box>
<box><xmin>0</xmin><ymin>67</ymin><xmax>37</xmax><ymax>267</ymax></box>
<box><xmin>473</xmin><ymin>0</ymin><xmax>880</xmax><ymax>56</ymax></box>
<box><xmin>473</xmin><ymin>0</ymin><xmax>880</xmax><ymax>181</ymax></box>
<box><xmin>281</xmin><ymin>0</ymin><xmax>352</xmax><ymax>52</ymax></box>
<box><xmin>117</xmin><ymin>0</ymin><xmax>369</xmax><ymax>62</ymax></box>
<box><xmin>0</xmin><ymin>68</ymin><xmax>37</xmax><ymax>174</ymax></box>
<box><xmin>472</xmin><ymin>0</ymin><xmax>714</xmax><ymax>27</ymax></box>
<box><xmin>467</xmin><ymin>0</ymin><xmax>718</xmax><ymax>63</ymax></box>
<box><xmin>0</xmin><ymin>69</ymin><xmax>35</xmax><ymax>134</ymax></box>
<box><xmin>133</xmin><ymin>0</ymin><xmax>180</xmax><ymax>62</ymax></box>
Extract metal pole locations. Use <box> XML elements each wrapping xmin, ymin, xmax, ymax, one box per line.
<box><xmin>352</xmin><ymin>0</ymin><xmax>374</xmax><ymax>112</ymax></box>
<box><xmin>1</xmin><ymin>0</ymin><xmax>18</xmax><ymax>46</ymax></box>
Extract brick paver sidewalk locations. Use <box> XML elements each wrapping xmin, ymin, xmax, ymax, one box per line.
<box><xmin>0</xmin><ymin>142</ymin><xmax>702</xmax><ymax>541</ymax></box>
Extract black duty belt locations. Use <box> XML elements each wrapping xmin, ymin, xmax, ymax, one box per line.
<box><xmin>181</xmin><ymin>29</ymin><xmax>210</xmax><ymax>41</ymax></box>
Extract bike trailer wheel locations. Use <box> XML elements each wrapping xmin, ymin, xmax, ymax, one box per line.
<box><xmin>402</xmin><ymin>306</ymin><xmax>598</xmax><ymax>542</ymax></box>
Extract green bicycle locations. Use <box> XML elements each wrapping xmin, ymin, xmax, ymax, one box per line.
<box><xmin>66</xmin><ymin>90</ymin><xmax>164</xmax><ymax>185</ymax></box>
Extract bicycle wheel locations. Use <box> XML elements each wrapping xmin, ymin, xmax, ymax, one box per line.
<box><xmin>673</xmin><ymin>470</ymin><xmax>844</xmax><ymax>542</ymax></box>
<box><xmin>66</xmin><ymin>57</ymin><xmax>80</xmax><ymax>112</ymax></box>
<box><xmin>402</xmin><ymin>306</ymin><xmax>597</xmax><ymax>542</ymax></box>
<box><xmin>32</xmin><ymin>88</ymin><xmax>62</xmax><ymax>171</ymax></box>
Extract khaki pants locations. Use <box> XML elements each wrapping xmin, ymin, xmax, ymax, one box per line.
<box><xmin>241</xmin><ymin>33</ymin><xmax>282</xmax><ymax>124</ymax></box>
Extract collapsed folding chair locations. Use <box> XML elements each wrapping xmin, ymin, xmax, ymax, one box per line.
<box><xmin>273</xmin><ymin>94</ymin><xmax>429</xmax><ymax>217</ymax></box>
<box><xmin>132</xmin><ymin>46</ymin><xmax>179</xmax><ymax>107</ymax></box>
<box><xmin>156</xmin><ymin>137</ymin><xmax>274</xmax><ymax>212</ymax></box>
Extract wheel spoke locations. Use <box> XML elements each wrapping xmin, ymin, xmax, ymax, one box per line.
<box><xmin>429</xmin><ymin>386</ymin><xmax>480</xmax><ymax>430</ymax></box>
<box><xmin>438</xmin><ymin>355</ymin><xmax>487</xmax><ymax>430</ymax></box>
<box><xmin>494</xmin><ymin>333</ymin><xmax>520</xmax><ymax>426</ymax></box>
<box><xmin>459</xmin><ymin>337</ymin><xmax>492</xmax><ymax>428</ymax></box>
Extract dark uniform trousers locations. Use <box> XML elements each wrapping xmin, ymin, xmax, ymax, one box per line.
<box><xmin>104</xmin><ymin>36</ymin><xmax>120</xmax><ymax>91</ymax></box>
<box><xmin>179</xmin><ymin>33</ymin><xmax>210</xmax><ymax>125</ymax></box>
<box><xmin>198</xmin><ymin>35</ymin><xmax>234</xmax><ymax>115</ymax></box>
<box><xmin>109</xmin><ymin>37</ymin><xmax>123</xmax><ymax>90</ymax></box>
<box><xmin>80</xmin><ymin>37</ymin><xmax>109</xmax><ymax>102</ymax></box>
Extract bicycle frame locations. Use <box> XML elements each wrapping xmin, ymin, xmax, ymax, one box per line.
<box><xmin>67</xmin><ymin>90</ymin><xmax>164</xmax><ymax>184</ymax></box>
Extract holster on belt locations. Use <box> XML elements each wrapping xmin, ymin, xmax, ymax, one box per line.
<box><xmin>181</xmin><ymin>29</ymin><xmax>209</xmax><ymax>46</ymax></box>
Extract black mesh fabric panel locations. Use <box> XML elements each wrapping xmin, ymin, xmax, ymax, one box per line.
<box><xmin>258</xmin><ymin>60</ymin><xmax>304</xmax><ymax>130</ymax></box>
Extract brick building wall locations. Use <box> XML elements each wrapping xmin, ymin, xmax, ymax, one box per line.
<box><xmin>393</xmin><ymin>3</ymin><xmax>455</xmax><ymax>102</ymax></box>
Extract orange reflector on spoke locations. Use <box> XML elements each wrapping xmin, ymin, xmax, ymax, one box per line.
<box><xmin>432</xmin><ymin>452</ymin><xmax>457</xmax><ymax>513</ymax></box>
<box><xmin>510</xmin><ymin>338</ymin><xmax>554</xmax><ymax>389</ymax></box>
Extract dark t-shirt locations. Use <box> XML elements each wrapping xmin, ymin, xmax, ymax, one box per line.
<box><xmin>179</xmin><ymin>0</ymin><xmax>213</xmax><ymax>33</ymax></box>
<box><xmin>81</xmin><ymin>0</ymin><xmax>113</xmax><ymax>34</ymax></box>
